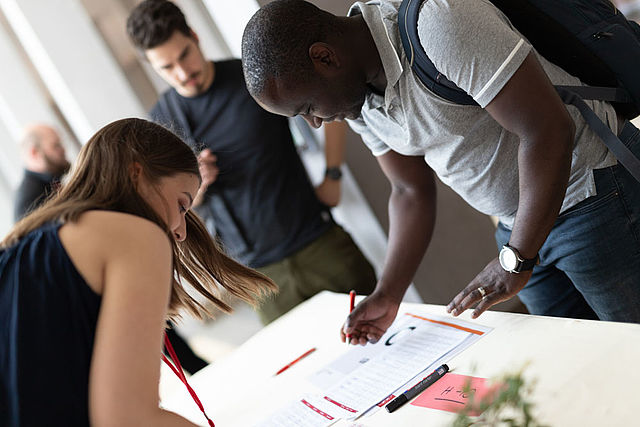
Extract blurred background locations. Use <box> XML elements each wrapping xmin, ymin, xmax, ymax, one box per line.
<box><xmin>3</xmin><ymin>0</ymin><xmax>639</xmax><ymax>399</ymax></box>
<box><xmin>5</xmin><ymin>0</ymin><xmax>638</xmax><ymax>367</ymax></box>
<box><xmin>0</xmin><ymin>0</ymin><xmax>508</xmax><ymax>312</ymax></box>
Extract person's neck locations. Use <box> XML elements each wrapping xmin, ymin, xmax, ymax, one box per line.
<box><xmin>24</xmin><ymin>160</ymin><xmax>47</xmax><ymax>175</ymax></box>
<box><xmin>349</xmin><ymin>15</ymin><xmax>386</xmax><ymax>93</ymax></box>
<box><xmin>25</xmin><ymin>167</ymin><xmax>52</xmax><ymax>179</ymax></box>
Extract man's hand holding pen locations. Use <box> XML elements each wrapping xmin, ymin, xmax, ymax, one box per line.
<box><xmin>341</xmin><ymin>289</ymin><xmax>400</xmax><ymax>346</ymax></box>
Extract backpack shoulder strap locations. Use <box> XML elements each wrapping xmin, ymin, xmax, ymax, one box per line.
<box><xmin>556</xmin><ymin>87</ymin><xmax>640</xmax><ymax>183</ymax></box>
<box><xmin>397</xmin><ymin>0</ymin><xmax>640</xmax><ymax>183</ymax></box>
<box><xmin>398</xmin><ymin>0</ymin><xmax>477</xmax><ymax>105</ymax></box>
<box><xmin>398</xmin><ymin>0</ymin><xmax>632</xmax><ymax>105</ymax></box>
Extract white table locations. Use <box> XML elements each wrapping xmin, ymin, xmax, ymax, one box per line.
<box><xmin>162</xmin><ymin>291</ymin><xmax>640</xmax><ymax>426</ymax></box>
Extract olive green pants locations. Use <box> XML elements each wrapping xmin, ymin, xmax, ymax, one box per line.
<box><xmin>256</xmin><ymin>225</ymin><xmax>376</xmax><ymax>324</ymax></box>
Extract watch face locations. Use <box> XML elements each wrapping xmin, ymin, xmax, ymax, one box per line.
<box><xmin>499</xmin><ymin>247</ymin><xmax>518</xmax><ymax>271</ymax></box>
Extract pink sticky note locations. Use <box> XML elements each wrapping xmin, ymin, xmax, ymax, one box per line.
<box><xmin>410</xmin><ymin>373</ymin><xmax>496</xmax><ymax>416</ymax></box>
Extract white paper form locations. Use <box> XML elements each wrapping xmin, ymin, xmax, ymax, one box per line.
<box><xmin>358</xmin><ymin>313</ymin><xmax>492</xmax><ymax>417</ymax></box>
<box><xmin>256</xmin><ymin>312</ymin><xmax>491</xmax><ymax>425</ymax></box>
<box><xmin>309</xmin><ymin>314</ymin><xmax>472</xmax><ymax>419</ymax></box>
<box><xmin>254</xmin><ymin>394</ymin><xmax>338</xmax><ymax>427</ymax></box>
<box><xmin>310</xmin><ymin>312</ymin><xmax>491</xmax><ymax>391</ymax></box>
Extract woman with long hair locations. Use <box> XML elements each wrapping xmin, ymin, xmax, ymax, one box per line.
<box><xmin>0</xmin><ymin>118</ymin><xmax>276</xmax><ymax>426</ymax></box>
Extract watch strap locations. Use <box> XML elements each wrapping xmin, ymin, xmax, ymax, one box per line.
<box><xmin>505</xmin><ymin>244</ymin><xmax>539</xmax><ymax>272</ymax></box>
<box><xmin>518</xmin><ymin>255</ymin><xmax>539</xmax><ymax>272</ymax></box>
<box><xmin>325</xmin><ymin>166</ymin><xmax>342</xmax><ymax>180</ymax></box>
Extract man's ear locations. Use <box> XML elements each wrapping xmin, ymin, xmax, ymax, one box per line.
<box><xmin>309</xmin><ymin>42</ymin><xmax>341</xmax><ymax>76</ymax></box>
<box><xmin>28</xmin><ymin>145</ymin><xmax>40</xmax><ymax>160</ymax></box>
<box><xmin>190</xmin><ymin>29</ymin><xmax>200</xmax><ymax>45</ymax></box>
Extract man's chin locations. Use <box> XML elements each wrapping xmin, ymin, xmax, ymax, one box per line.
<box><xmin>346</xmin><ymin>101</ymin><xmax>364</xmax><ymax>120</ymax></box>
<box><xmin>345</xmin><ymin>111</ymin><xmax>361</xmax><ymax>121</ymax></box>
<box><xmin>179</xmin><ymin>84</ymin><xmax>204</xmax><ymax>97</ymax></box>
<box><xmin>331</xmin><ymin>110</ymin><xmax>360</xmax><ymax>122</ymax></box>
<box><xmin>52</xmin><ymin>163</ymin><xmax>71</xmax><ymax>178</ymax></box>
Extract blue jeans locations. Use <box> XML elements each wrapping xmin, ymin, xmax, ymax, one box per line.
<box><xmin>496</xmin><ymin>120</ymin><xmax>640</xmax><ymax>323</ymax></box>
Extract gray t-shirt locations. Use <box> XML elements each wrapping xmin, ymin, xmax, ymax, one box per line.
<box><xmin>347</xmin><ymin>0</ymin><xmax>618</xmax><ymax>227</ymax></box>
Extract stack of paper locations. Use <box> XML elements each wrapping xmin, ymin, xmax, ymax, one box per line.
<box><xmin>256</xmin><ymin>311</ymin><xmax>492</xmax><ymax>426</ymax></box>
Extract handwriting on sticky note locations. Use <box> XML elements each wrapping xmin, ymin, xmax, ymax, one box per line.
<box><xmin>410</xmin><ymin>373</ymin><xmax>497</xmax><ymax>416</ymax></box>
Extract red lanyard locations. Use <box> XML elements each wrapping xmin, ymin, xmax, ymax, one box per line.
<box><xmin>162</xmin><ymin>332</ymin><xmax>215</xmax><ymax>427</ymax></box>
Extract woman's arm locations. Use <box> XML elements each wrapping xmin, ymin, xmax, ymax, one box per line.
<box><xmin>87</xmin><ymin>213</ymin><xmax>200</xmax><ymax>427</ymax></box>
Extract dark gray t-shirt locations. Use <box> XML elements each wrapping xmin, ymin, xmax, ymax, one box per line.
<box><xmin>13</xmin><ymin>170</ymin><xmax>55</xmax><ymax>222</ymax></box>
<box><xmin>151</xmin><ymin>59</ymin><xmax>332</xmax><ymax>267</ymax></box>
<box><xmin>348</xmin><ymin>0</ymin><xmax>618</xmax><ymax>227</ymax></box>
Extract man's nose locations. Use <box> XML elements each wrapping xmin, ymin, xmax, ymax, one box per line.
<box><xmin>176</xmin><ymin>65</ymin><xmax>188</xmax><ymax>82</ymax></box>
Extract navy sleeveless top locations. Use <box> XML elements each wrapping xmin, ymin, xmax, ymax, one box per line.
<box><xmin>0</xmin><ymin>223</ymin><xmax>101</xmax><ymax>426</ymax></box>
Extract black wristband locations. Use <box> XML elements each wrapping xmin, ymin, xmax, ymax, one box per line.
<box><xmin>325</xmin><ymin>166</ymin><xmax>342</xmax><ymax>180</ymax></box>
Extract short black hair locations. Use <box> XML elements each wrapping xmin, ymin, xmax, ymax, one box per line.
<box><xmin>241</xmin><ymin>0</ymin><xmax>337</xmax><ymax>97</ymax></box>
<box><xmin>126</xmin><ymin>0</ymin><xmax>191</xmax><ymax>51</ymax></box>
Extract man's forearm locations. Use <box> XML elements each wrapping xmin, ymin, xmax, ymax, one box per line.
<box><xmin>481</xmin><ymin>51</ymin><xmax>577</xmax><ymax>260</ymax></box>
<box><xmin>376</xmin><ymin>176</ymin><xmax>437</xmax><ymax>303</ymax></box>
<box><xmin>508</xmin><ymin>124</ymin><xmax>575</xmax><ymax>259</ymax></box>
<box><xmin>323</xmin><ymin>121</ymin><xmax>347</xmax><ymax>167</ymax></box>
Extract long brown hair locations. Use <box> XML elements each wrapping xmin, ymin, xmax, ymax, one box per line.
<box><xmin>3</xmin><ymin>118</ymin><xmax>276</xmax><ymax>318</ymax></box>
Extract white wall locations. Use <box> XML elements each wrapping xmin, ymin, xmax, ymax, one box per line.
<box><xmin>201</xmin><ymin>0</ymin><xmax>259</xmax><ymax>58</ymax></box>
<box><xmin>0</xmin><ymin>0</ymin><xmax>146</xmax><ymax>143</ymax></box>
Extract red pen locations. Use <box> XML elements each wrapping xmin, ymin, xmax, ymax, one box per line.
<box><xmin>274</xmin><ymin>347</ymin><xmax>316</xmax><ymax>376</ymax></box>
<box><xmin>346</xmin><ymin>290</ymin><xmax>356</xmax><ymax>345</ymax></box>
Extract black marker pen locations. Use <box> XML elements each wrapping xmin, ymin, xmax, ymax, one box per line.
<box><xmin>385</xmin><ymin>364</ymin><xmax>450</xmax><ymax>413</ymax></box>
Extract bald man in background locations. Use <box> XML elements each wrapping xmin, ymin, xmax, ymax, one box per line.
<box><xmin>14</xmin><ymin>124</ymin><xmax>70</xmax><ymax>221</ymax></box>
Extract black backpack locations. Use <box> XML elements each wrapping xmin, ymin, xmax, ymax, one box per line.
<box><xmin>398</xmin><ymin>0</ymin><xmax>640</xmax><ymax>182</ymax></box>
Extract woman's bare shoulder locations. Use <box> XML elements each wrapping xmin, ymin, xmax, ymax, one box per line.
<box><xmin>77</xmin><ymin>210</ymin><xmax>166</xmax><ymax>237</ymax></box>
<box><xmin>58</xmin><ymin>210</ymin><xmax>171</xmax><ymax>294</ymax></box>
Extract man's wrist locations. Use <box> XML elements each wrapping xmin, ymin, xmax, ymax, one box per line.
<box><xmin>325</xmin><ymin>166</ymin><xmax>342</xmax><ymax>180</ymax></box>
<box><xmin>374</xmin><ymin>280</ymin><xmax>409</xmax><ymax>305</ymax></box>
<box><xmin>499</xmin><ymin>243</ymin><xmax>539</xmax><ymax>273</ymax></box>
